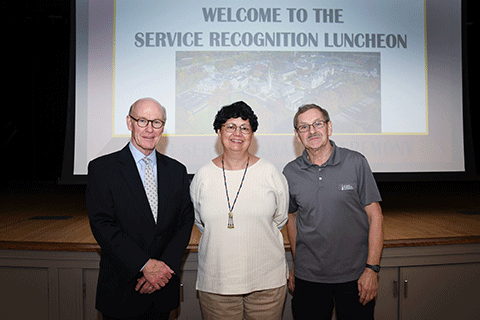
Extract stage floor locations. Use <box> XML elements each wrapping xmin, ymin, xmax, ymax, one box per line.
<box><xmin>1</xmin><ymin>182</ymin><xmax>480</xmax><ymax>251</ymax></box>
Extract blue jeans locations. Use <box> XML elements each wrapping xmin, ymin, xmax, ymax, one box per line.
<box><xmin>292</xmin><ymin>277</ymin><xmax>375</xmax><ymax>320</ymax></box>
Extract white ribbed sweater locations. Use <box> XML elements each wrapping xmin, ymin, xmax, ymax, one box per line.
<box><xmin>190</xmin><ymin>158</ymin><xmax>289</xmax><ymax>294</ymax></box>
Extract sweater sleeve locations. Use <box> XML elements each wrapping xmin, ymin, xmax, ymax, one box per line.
<box><xmin>190</xmin><ymin>168</ymin><xmax>205</xmax><ymax>233</ymax></box>
<box><xmin>271</xmin><ymin>166</ymin><xmax>289</xmax><ymax>230</ymax></box>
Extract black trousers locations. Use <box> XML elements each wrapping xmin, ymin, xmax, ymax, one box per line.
<box><xmin>102</xmin><ymin>303</ymin><xmax>170</xmax><ymax>320</ymax></box>
<box><xmin>292</xmin><ymin>277</ymin><xmax>375</xmax><ymax>320</ymax></box>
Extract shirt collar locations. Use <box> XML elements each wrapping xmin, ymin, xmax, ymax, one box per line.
<box><xmin>129</xmin><ymin>142</ymin><xmax>157</xmax><ymax>166</ymax></box>
<box><xmin>299</xmin><ymin>140</ymin><xmax>340</xmax><ymax>169</ymax></box>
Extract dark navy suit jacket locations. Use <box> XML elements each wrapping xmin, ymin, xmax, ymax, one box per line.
<box><xmin>86</xmin><ymin>144</ymin><xmax>193</xmax><ymax>318</ymax></box>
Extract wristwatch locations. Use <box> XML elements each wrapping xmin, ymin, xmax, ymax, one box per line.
<box><xmin>365</xmin><ymin>264</ymin><xmax>381</xmax><ymax>273</ymax></box>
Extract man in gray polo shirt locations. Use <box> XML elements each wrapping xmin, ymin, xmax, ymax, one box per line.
<box><xmin>283</xmin><ymin>104</ymin><xmax>384</xmax><ymax>320</ymax></box>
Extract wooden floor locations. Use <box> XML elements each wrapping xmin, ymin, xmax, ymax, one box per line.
<box><xmin>1</xmin><ymin>182</ymin><xmax>480</xmax><ymax>252</ymax></box>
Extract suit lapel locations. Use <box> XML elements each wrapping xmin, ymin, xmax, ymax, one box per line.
<box><xmin>118</xmin><ymin>145</ymin><xmax>157</xmax><ymax>225</ymax></box>
<box><xmin>155</xmin><ymin>151</ymin><xmax>169</xmax><ymax>227</ymax></box>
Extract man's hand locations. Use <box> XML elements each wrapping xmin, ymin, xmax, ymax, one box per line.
<box><xmin>137</xmin><ymin>259</ymin><xmax>174</xmax><ymax>292</ymax></box>
<box><xmin>357</xmin><ymin>268</ymin><xmax>378</xmax><ymax>305</ymax></box>
<box><xmin>288</xmin><ymin>265</ymin><xmax>295</xmax><ymax>292</ymax></box>
<box><xmin>135</xmin><ymin>276</ymin><xmax>157</xmax><ymax>294</ymax></box>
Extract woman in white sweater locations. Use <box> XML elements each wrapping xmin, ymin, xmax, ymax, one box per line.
<box><xmin>190</xmin><ymin>101</ymin><xmax>289</xmax><ymax>320</ymax></box>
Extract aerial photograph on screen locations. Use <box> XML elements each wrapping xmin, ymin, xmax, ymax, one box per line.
<box><xmin>175</xmin><ymin>51</ymin><xmax>381</xmax><ymax>135</ymax></box>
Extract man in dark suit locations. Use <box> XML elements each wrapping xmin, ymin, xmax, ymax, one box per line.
<box><xmin>86</xmin><ymin>97</ymin><xmax>194</xmax><ymax>320</ymax></box>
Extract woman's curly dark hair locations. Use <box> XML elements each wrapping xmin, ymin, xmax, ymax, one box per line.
<box><xmin>213</xmin><ymin>101</ymin><xmax>259</xmax><ymax>133</ymax></box>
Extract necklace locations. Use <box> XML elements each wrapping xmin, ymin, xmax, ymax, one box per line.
<box><xmin>222</xmin><ymin>156</ymin><xmax>249</xmax><ymax>229</ymax></box>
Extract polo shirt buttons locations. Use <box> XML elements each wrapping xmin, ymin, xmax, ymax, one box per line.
<box><xmin>319</xmin><ymin>177</ymin><xmax>323</xmax><ymax>180</ymax></box>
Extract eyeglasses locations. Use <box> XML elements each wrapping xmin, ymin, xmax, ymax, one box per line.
<box><xmin>129</xmin><ymin>115</ymin><xmax>165</xmax><ymax>129</ymax></box>
<box><xmin>222</xmin><ymin>123</ymin><xmax>252</xmax><ymax>135</ymax></box>
<box><xmin>296</xmin><ymin>120</ymin><xmax>327</xmax><ymax>133</ymax></box>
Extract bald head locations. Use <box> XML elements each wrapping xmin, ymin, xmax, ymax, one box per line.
<box><xmin>129</xmin><ymin>98</ymin><xmax>166</xmax><ymax>122</ymax></box>
<box><xmin>126</xmin><ymin>98</ymin><xmax>167</xmax><ymax>155</ymax></box>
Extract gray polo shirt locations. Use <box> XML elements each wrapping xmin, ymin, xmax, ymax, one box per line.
<box><xmin>283</xmin><ymin>140</ymin><xmax>381</xmax><ymax>284</ymax></box>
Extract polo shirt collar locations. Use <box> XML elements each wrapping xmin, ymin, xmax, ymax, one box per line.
<box><xmin>299</xmin><ymin>140</ymin><xmax>341</xmax><ymax>169</ymax></box>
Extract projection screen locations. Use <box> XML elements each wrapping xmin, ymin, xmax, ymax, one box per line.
<box><xmin>71</xmin><ymin>0</ymin><xmax>466</xmax><ymax>178</ymax></box>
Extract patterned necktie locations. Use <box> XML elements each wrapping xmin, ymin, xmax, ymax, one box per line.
<box><xmin>143</xmin><ymin>157</ymin><xmax>158</xmax><ymax>223</ymax></box>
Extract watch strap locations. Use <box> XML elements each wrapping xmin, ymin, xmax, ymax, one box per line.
<box><xmin>365</xmin><ymin>264</ymin><xmax>381</xmax><ymax>272</ymax></box>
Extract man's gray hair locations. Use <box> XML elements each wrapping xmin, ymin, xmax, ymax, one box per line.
<box><xmin>293</xmin><ymin>104</ymin><xmax>330</xmax><ymax>130</ymax></box>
